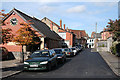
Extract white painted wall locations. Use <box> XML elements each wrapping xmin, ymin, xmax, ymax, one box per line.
<box><xmin>58</xmin><ymin>32</ymin><xmax>66</xmax><ymax>39</ymax></box>
<box><xmin>87</xmin><ymin>38</ymin><xmax>95</xmax><ymax>48</ymax></box>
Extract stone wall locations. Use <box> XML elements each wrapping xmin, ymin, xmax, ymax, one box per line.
<box><xmin>10</xmin><ymin>51</ymin><xmax>31</xmax><ymax>60</ymax></box>
<box><xmin>107</xmin><ymin>37</ymin><xmax>113</xmax><ymax>52</ymax></box>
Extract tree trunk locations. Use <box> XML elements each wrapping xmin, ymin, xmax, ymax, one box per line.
<box><xmin>20</xmin><ymin>45</ymin><xmax>24</xmax><ymax>63</ymax></box>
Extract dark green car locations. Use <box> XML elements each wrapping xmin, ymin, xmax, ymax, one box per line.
<box><xmin>24</xmin><ymin>49</ymin><xmax>57</xmax><ymax>71</ymax></box>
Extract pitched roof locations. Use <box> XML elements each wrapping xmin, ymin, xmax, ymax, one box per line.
<box><xmin>91</xmin><ymin>32</ymin><xmax>101</xmax><ymax>38</ymax></box>
<box><xmin>42</xmin><ymin>17</ymin><xmax>74</xmax><ymax>34</ymax></box>
<box><xmin>42</xmin><ymin>17</ymin><xmax>60</xmax><ymax>28</ymax></box>
<box><xmin>5</xmin><ymin>8</ymin><xmax>62</xmax><ymax>40</ymax></box>
<box><xmin>69</xmin><ymin>30</ymin><xmax>87</xmax><ymax>39</ymax></box>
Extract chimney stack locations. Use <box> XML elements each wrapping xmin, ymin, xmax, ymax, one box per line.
<box><xmin>50</xmin><ymin>22</ymin><xmax>53</xmax><ymax>31</ymax></box>
<box><xmin>60</xmin><ymin>19</ymin><xmax>62</xmax><ymax>28</ymax></box>
<box><xmin>64</xmin><ymin>24</ymin><xmax>65</xmax><ymax>30</ymax></box>
<box><xmin>67</xmin><ymin>27</ymin><xmax>69</xmax><ymax>31</ymax></box>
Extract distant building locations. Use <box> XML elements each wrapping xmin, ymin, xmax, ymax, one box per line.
<box><xmin>69</xmin><ymin>30</ymin><xmax>88</xmax><ymax>46</ymax></box>
<box><xmin>87</xmin><ymin>38</ymin><xmax>95</xmax><ymax>48</ymax></box>
<box><xmin>87</xmin><ymin>32</ymin><xmax>101</xmax><ymax>48</ymax></box>
<box><xmin>42</xmin><ymin>17</ymin><xmax>75</xmax><ymax>48</ymax></box>
<box><xmin>101</xmin><ymin>28</ymin><xmax>112</xmax><ymax>40</ymax></box>
<box><xmin>91</xmin><ymin>32</ymin><xmax>101</xmax><ymax>40</ymax></box>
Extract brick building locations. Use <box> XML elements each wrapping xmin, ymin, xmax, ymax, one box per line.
<box><xmin>0</xmin><ymin>8</ymin><xmax>62</xmax><ymax>59</ymax></box>
<box><xmin>42</xmin><ymin>17</ymin><xmax>75</xmax><ymax>48</ymax></box>
<box><xmin>69</xmin><ymin>30</ymin><xmax>88</xmax><ymax>46</ymax></box>
<box><xmin>101</xmin><ymin>28</ymin><xmax>112</xmax><ymax>40</ymax></box>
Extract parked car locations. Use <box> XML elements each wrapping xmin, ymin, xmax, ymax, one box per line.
<box><xmin>75</xmin><ymin>46</ymin><xmax>80</xmax><ymax>52</ymax></box>
<box><xmin>76</xmin><ymin>45</ymin><xmax>82</xmax><ymax>51</ymax></box>
<box><xmin>64</xmin><ymin>48</ymin><xmax>74</xmax><ymax>57</ymax></box>
<box><xmin>70</xmin><ymin>47</ymin><xmax>77</xmax><ymax>56</ymax></box>
<box><xmin>24</xmin><ymin>49</ymin><xmax>57</xmax><ymax>71</ymax></box>
<box><xmin>0</xmin><ymin>47</ymin><xmax>9</xmax><ymax>60</ymax></box>
<box><xmin>53</xmin><ymin>48</ymin><xmax>66</xmax><ymax>63</ymax></box>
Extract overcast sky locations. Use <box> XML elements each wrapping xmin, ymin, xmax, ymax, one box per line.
<box><xmin>1</xmin><ymin>0</ymin><xmax>118</xmax><ymax>36</ymax></box>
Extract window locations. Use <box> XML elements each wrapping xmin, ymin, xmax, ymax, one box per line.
<box><xmin>92</xmin><ymin>44</ymin><xmax>94</xmax><ymax>46</ymax></box>
<box><xmin>90</xmin><ymin>40</ymin><xmax>91</xmax><ymax>42</ymax></box>
<box><xmin>10</xmin><ymin>17</ymin><xmax>18</xmax><ymax>26</ymax></box>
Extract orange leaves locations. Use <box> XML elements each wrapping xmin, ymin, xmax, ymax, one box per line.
<box><xmin>0</xmin><ymin>9</ymin><xmax>9</xmax><ymax>26</ymax></box>
<box><xmin>14</xmin><ymin>22</ymin><xmax>40</xmax><ymax>45</ymax></box>
<box><xmin>2</xmin><ymin>28</ymin><xmax>14</xmax><ymax>44</ymax></box>
<box><xmin>106</xmin><ymin>19</ymin><xmax>120</xmax><ymax>41</ymax></box>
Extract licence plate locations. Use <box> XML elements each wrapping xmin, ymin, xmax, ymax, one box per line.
<box><xmin>30</xmin><ymin>65</ymin><xmax>38</xmax><ymax>67</ymax></box>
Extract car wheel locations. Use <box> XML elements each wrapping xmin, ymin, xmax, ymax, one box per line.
<box><xmin>47</xmin><ymin>63</ymin><xmax>51</xmax><ymax>71</ymax></box>
<box><xmin>62</xmin><ymin>59</ymin><xmax>65</xmax><ymax>63</ymax></box>
<box><xmin>54</xmin><ymin>61</ymin><xmax>58</xmax><ymax>67</ymax></box>
<box><xmin>74</xmin><ymin>53</ymin><xmax>76</xmax><ymax>56</ymax></box>
<box><xmin>64</xmin><ymin>58</ymin><xmax>66</xmax><ymax>62</ymax></box>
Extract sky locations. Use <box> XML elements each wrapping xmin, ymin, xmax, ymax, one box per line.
<box><xmin>1</xmin><ymin>0</ymin><xmax>119</xmax><ymax>37</ymax></box>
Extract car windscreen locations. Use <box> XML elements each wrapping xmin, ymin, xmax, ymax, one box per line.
<box><xmin>30</xmin><ymin>51</ymin><xmax>49</xmax><ymax>57</ymax></box>
<box><xmin>54</xmin><ymin>49</ymin><xmax>62</xmax><ymax>54</ymax></box>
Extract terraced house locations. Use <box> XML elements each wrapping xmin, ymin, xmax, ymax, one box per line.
<box><xmin>42</xmin><ymin>17</ymin><xmax>76</xmax><ymax>48</ymax></box>
<box><xmin>0</xmin><ymin>8</ymin><xmax>62</xmax><ymax>60</ymax></box>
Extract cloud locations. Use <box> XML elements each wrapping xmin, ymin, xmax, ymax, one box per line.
<box><xmin>93</xmin><ymin>2</ymin><xmax>117</xmax><ymax>7</ymax></box>
<box><xmin>39</xmin><ymin>5</ymin><xmax>56</xmax><ymax>14</ymax></box>
<box><xmin>66</xmin><ymin>5</ymin><xmax>86</xmax><ymax>13</ymax></box>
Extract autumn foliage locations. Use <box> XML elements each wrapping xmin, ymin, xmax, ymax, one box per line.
<box><xmin>13</xmin><ymin>22</ymin><xmax>40</xmax><ymax>45</ymax></box>
<box><xmin>107</xmin><ymin>19</ymin><xmax>120</xmax><ymax>41</ymax></box>
<box><xmin>2</xmin><ymin>28</ymin><xmax>13</xmax><ymax>44</ymax></box>
<box><xmin>0</xmin><ymin>10</ymin><xmax>13</xmax><ymax>44</ymax></box>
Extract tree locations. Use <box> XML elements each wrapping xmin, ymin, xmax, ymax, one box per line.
<box><xmin>2</xmin><ymin>28</ymin><xmax>13</xmax><ymax>44</ymax></box>
<box><xmin>13</xmin><ymin>22</ymin><xmax>40</xmax><ymax>62</ymax></box>
<box><xmin>0</xmin><ymin>10</ymin><xmax>13</xmax><ymax>44</ymax></box>
<box><xmin>107</xmin><ymin>19</ymin><xmax>120</xmax><ymax>41</ymax></box>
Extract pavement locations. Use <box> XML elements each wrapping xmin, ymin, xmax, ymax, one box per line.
<box><xmin>1</xmin><ymin>59</ymin><xmax>23</xmax><ymax>79</ymax></box>
<box><xmin>2</xmin><ymin>49</ymin><xmax>119</xmax><ymax>79</ymax></box>
<box><xmin>98</xmin><ymin>51</ymin><xmax>120</xmax><ymax>76</ymax></box>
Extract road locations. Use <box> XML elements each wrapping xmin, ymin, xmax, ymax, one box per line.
<box><xmin>3</xmin><ymin>49</ymin><xmax>119</xmax><ymax>79</ymax></box>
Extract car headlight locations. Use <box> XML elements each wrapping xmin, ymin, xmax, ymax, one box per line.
<box><xmin>40</xmin><ymin>61</ymin><xmax>48</xmax><ymax>64</ymax></box>
<box><xmin>58</xmin><ymin>57</ymin><xmax>62</xmax><ymax>58</ymax></box>
<box><xmin>24</xmin><ymin>62</ymin><xmax>29</xmax><ymax>64</ymax></box>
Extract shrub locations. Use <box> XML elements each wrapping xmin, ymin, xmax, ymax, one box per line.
<box><xmin>110</xmin><ymin>42</ymin><xmax>120</xmax><ymax>56</ymax></box>
<box><xmin>110</xmin><ymin>46</ymin><xmax>116</xmax><ymax>55</ymax></box>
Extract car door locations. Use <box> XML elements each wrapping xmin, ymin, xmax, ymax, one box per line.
<box><xmin>49</xmin><ymin>50</ymin><xmax>55</xmax><ymax>66</ymax></box>
<box><xmin>51</xmin><ymin>50</ymin><xmax>57</xmax><ymax>65</ymax></box>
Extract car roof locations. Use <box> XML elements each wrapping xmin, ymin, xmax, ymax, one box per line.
<box><xmin>34</xmin><ymin>49</ymin><xmax>49</xmax><ymax>52</ymax></box>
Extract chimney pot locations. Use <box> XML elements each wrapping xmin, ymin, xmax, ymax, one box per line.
<box><xmin>67</xmin><ymin>27</ymin><xmax>68</xmax><ymax>31</ymax></box>
<box><xmin>64</xmin><ymin>24</ymin><xmax>65</xmax><ymax>30</ymax></box>
<box><xmin>60</xmin><ymin>19</ymin><xmax>62</xmax><ymax>28</ymax></box>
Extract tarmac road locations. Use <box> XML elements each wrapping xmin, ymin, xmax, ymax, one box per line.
<box><xmin>2</xmin><ymin>49</ymin><xmax>119</xmax><ymax>80</ymax></box>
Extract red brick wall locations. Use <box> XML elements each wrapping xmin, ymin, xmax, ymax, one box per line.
<box><xmin>1</xmin><ymin>12</ymin><xmax>41</xmax><ymax>52</ymax></box>
<box><xmin>66</xmin><ymin>32</ymin><xmax>73</xmax><ymax>47</ymax></box>
<box><xmin>101</xmin><ymin>32</ymin><xmax>111</xmax><ymax>40</ymax></box>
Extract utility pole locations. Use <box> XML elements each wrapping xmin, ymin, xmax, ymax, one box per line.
<box><xmin>95</xmin><ymin>22</ymin><xmax>97</xmax><ymax>49</ymax></box>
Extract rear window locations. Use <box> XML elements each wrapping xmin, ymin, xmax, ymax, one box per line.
<box><xmin>54</xmin><ymin>49</ymin><xmax>62</xmax><ymax>54</ymax></box>
<box><xmin>72</xmin><ymin>48</ymin><xmax>75</xmax><ymax>50</ymax></box>
<box><xmin>65</xmin><ymin>49</ymin><xmax>69</xmax><ymax>51</ymax></box>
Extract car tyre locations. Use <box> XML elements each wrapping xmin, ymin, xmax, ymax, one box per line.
<box><xmin>64</xmin><ymin>58</ymin><xmax>66</xmax><ymax>62</ymax></box>
<box><xmin>54</xmin><ymin>61</ymin><xmax>58</xmax><ymax>67</ymax></box>
<box><xmin>47</xmin><ymin>63</ymin><xmax>51</xmax><ymax>71</ymax></box>
<box><xmin>62</xmin><ymin>59</ymin><xmax>64</xmax><ymax>63</ymax></box>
